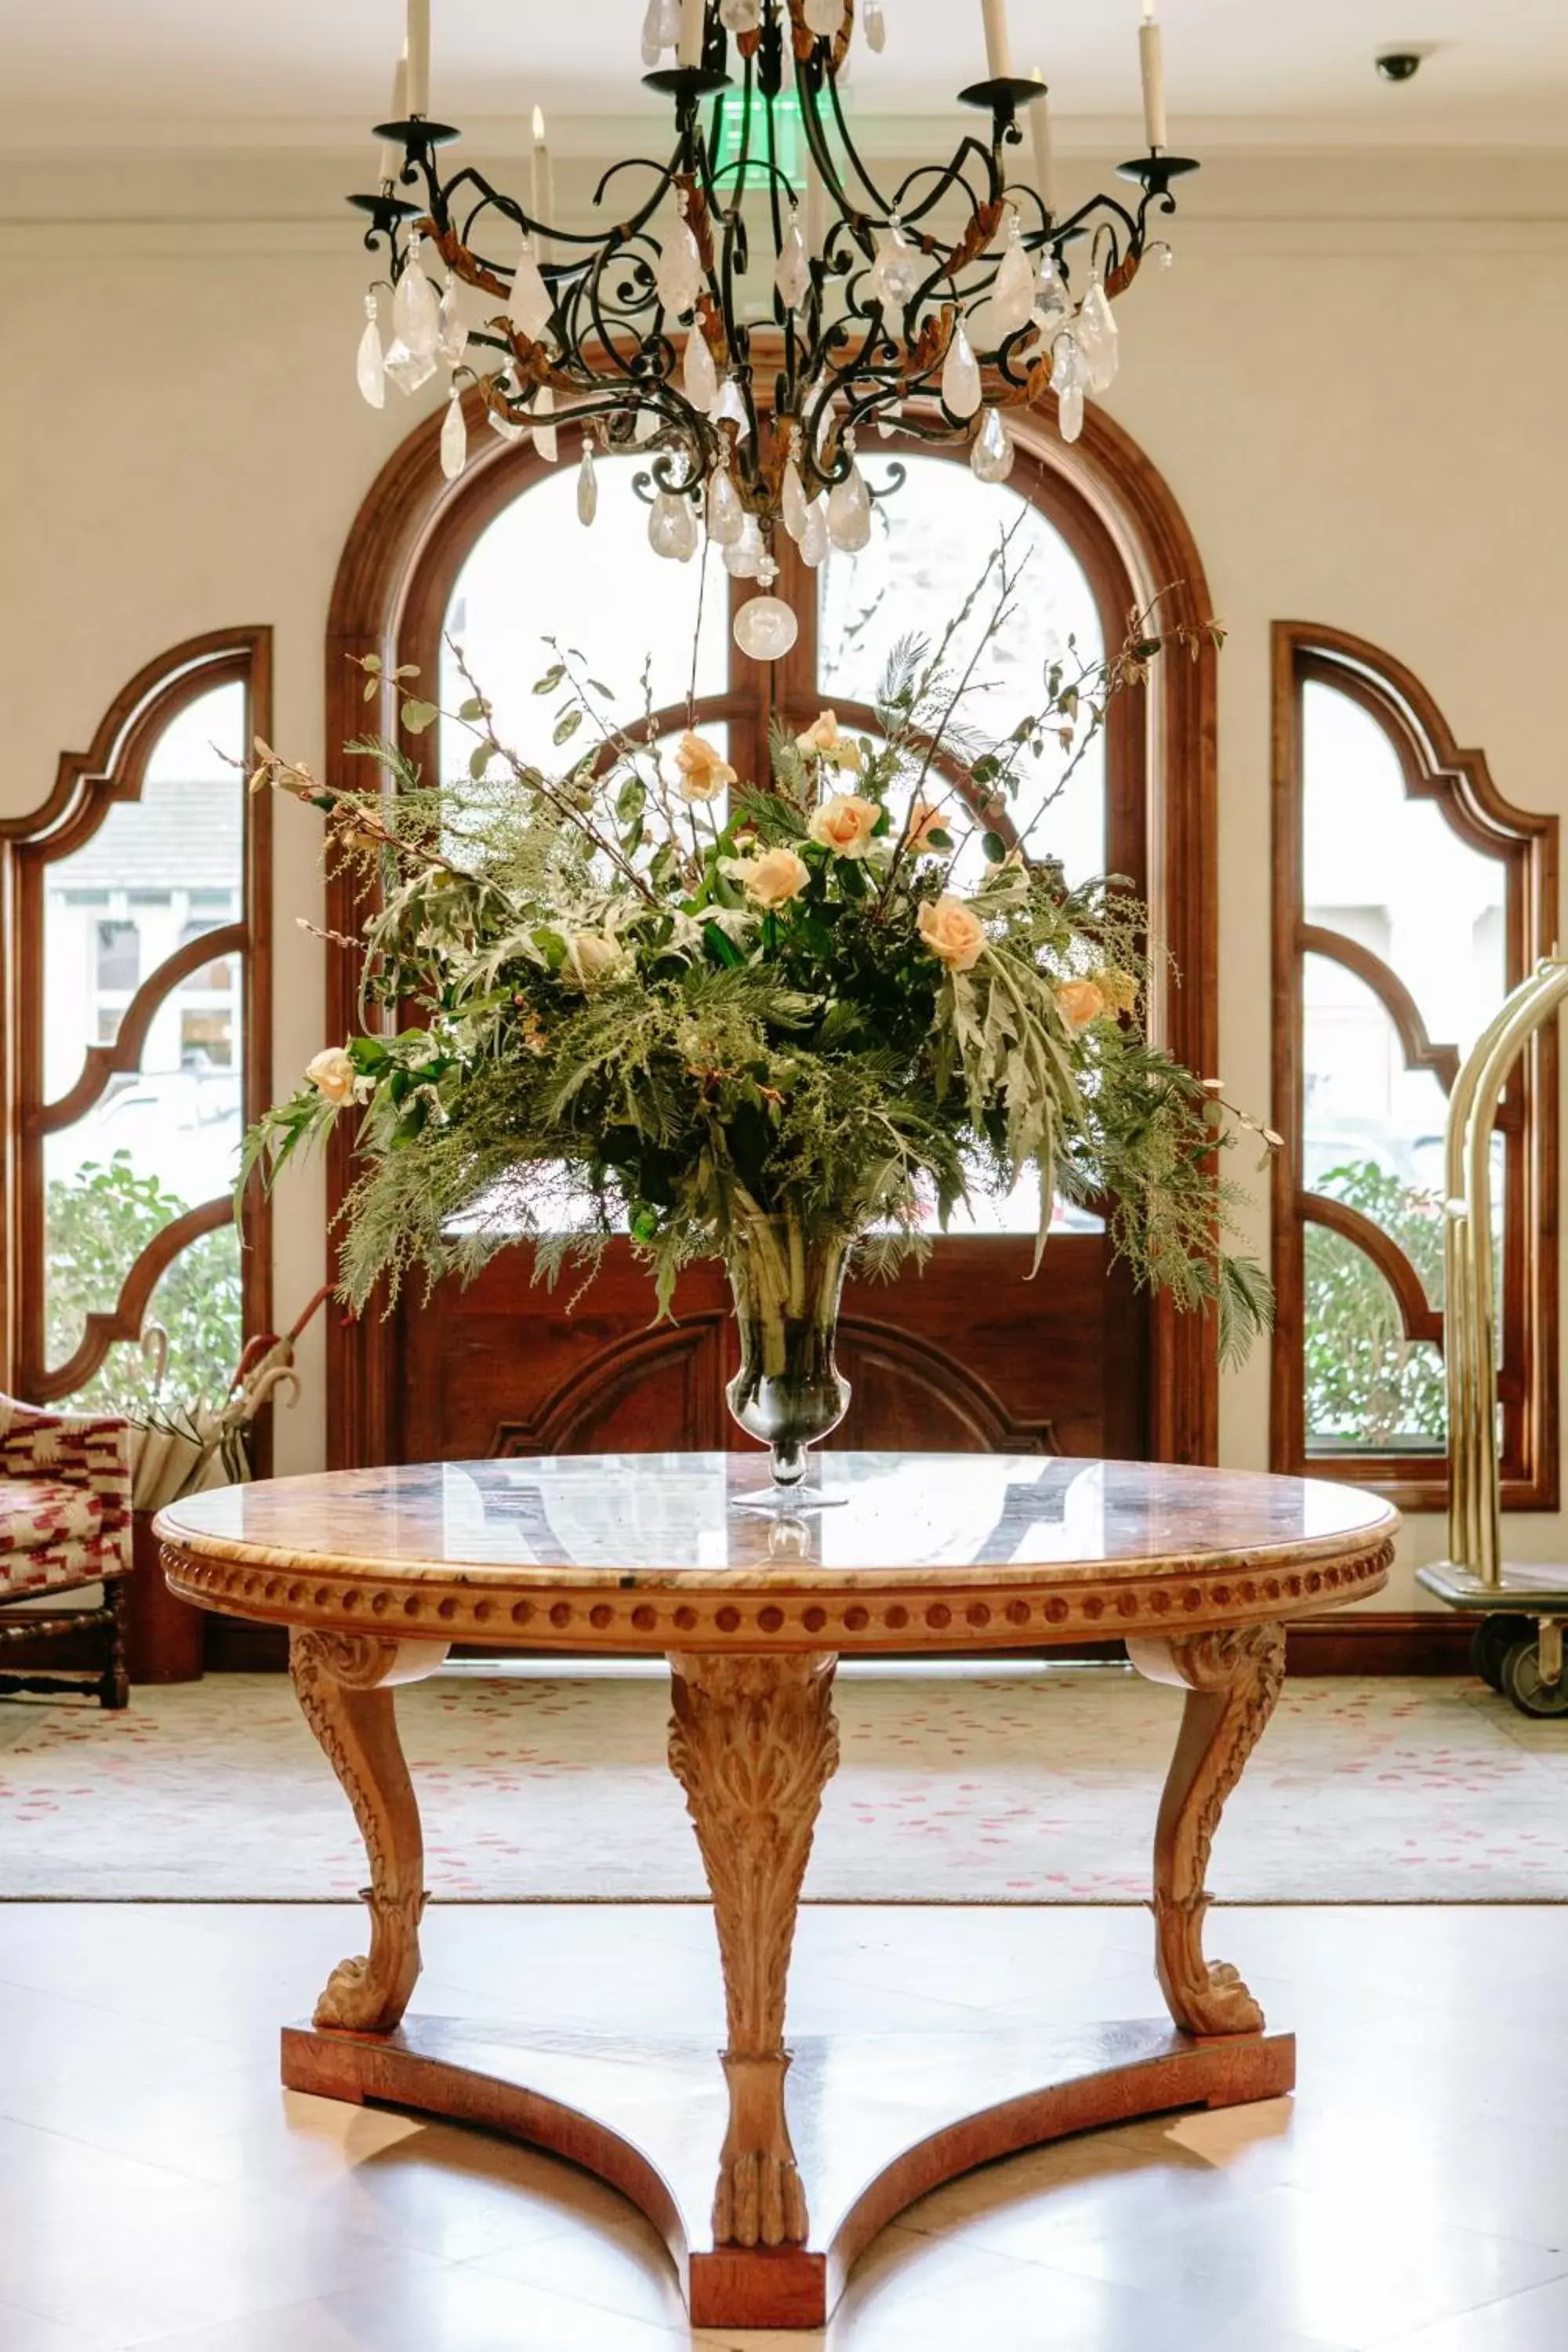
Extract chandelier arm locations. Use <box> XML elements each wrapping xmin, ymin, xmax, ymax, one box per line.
<box><xmin>806</xmin><ymin>63</ymin><xmax>891</xmax><ymax>229</ymax></box>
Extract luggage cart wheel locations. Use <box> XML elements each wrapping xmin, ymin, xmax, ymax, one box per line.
<box><xmin>1501</xmin><ymin>1621</ymin><xmax>1568</xmax><ymax>1718</ymax></box>
<box><xmin>1472</xmin><ymin>1613</ymin><xmax>1537</xmax><ymax>1691</ymax></box>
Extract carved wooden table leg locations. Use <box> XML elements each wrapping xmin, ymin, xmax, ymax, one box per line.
<box><xmin>667</xmin><ymin>1651</ymin><xmax>840</xmax><ymax>2251</ymax></box>
<box><xmin>1127</xmin><ymin>1623</ymin><xmax>1287</xmax><ymax>2038</ymax></box>
<box><xmin>289</xmin><ymin>1629</ymin><xmax>450</xmax><ymax>2034</ymax></box>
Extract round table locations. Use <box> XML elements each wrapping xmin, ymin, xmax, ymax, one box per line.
<box><xmin>158</xmin><ymin>1450</ymin><xmax>1396</xmax><ymax>2331</ymax></box>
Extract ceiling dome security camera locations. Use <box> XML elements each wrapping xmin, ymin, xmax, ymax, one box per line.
<box><xmin>1376</xmin><ymin>51</ymin><xmax>1424</xmax><ymax>82</ymax></box>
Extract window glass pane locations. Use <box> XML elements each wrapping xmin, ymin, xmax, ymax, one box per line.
<box><xmin>440</xmin><ymin>457</ymin><xmax>729</xmax><ymax>784</ymax></box>
<box><xmin>1303</xmin><ymin>951</ymin><xmax>1449</xmax><ymax>1208</ymax></box>
<box><xmin>818</xmin><ymin>453</ymin><xmax>1106</xmax><ymax>885</ymax></box>
<box><xmin>1303</xmin><ymin>681</ymin><xmax>1506</xmax><ymax>1054</ymax></box>
<box><xmin>42</xmin><ymin>682</ymin><xmax>246</xmax><ymax>1385</ymax></box>
<box><xmin>51</xmin><ymin>1208</ymin><xmax>244</xmax><ymax>1414</ymax></box>
<box><xmin>1305</xmin><ymin>1222</ymin><xmax>1446</xmax><ymax>1455</ymax></box>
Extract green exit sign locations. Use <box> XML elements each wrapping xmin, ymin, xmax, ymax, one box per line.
<box><xmin>712</xmin><ymin>89</ymin><xmax>805</xmax><ymax>194</ymax></box>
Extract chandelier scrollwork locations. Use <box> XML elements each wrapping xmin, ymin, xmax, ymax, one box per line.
<box><xmin>349</xmin><ymin>0</ymin><xmax>1196</xmax><ymax>659</ymax></box>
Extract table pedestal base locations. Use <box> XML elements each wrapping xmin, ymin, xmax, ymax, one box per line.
<box><xmin>282</xmin><ymin>2014</ymin><xmax>1295</xmax><ymax>2329</ymax></box>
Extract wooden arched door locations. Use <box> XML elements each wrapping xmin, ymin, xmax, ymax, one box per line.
<box><xmin>322</xmin><ymin>396</ymin><xmax>1218</xmax><ymax>1470</ymax></box>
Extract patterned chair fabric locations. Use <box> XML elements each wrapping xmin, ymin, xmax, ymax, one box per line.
<box><xmin>0</xmin><ymin>1395</ymin><xmax>133</xmax><ymax>1703</ymax></box>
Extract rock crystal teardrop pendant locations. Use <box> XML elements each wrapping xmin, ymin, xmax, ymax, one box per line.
<box><xmin>804</xmin><ymin>0</ymin><xmax>844</xmax><ymax>34</ymax></box>
<box><xmin>799</xmin><ymin>496</ymin><xmax>829</xmax><ymax>568</ymax></box>
<box><xmin>723</xmin><ymin>514</ymin><xmax>764</xmax><ymax>579</ymax></box>
<box><xmin>656</xmin><ymin>218</ymin><xmax>704</xmax><ymax>319</ymax></box>
<box><xmin>775</xmin><ymin>209</ymin><xmax>811</xmax><ymax>311</ymax></box>
<box><xmin>942</xmin><ymin>320</ymin><xmax>983</xmax><ymax>419</ymax></box>
<box><xmin>734</xmin><ymin>593</ymin><xmax>800</xmax><ymax>661</ymax></box>
<box><xmin>576</xmin><ymin>438</ymin><xmax>598</xmax><ymax>525</ymax></box>
<box><xmin>355</xmin><ymin>310</ymin><xmax>386</xmax><ymax>408</ymax></box>
<box><xmin>870</xmin><ymin>220</ymin><xmax>922</xmax><ymax>310</ymax></box>
<box><xmin>437</xmin><ymin>276</ymin><xmax>467</xmax><ymax>368</ymax></box>
<box><xmin>971</xmin><ymin>404</ymin><xmax>1014</xmax><ymax>483</ymax></box>
<box><xmin>991</xmin><ymin>233</ymin><xmax>1036</xmax><ymax>337</ymax></box>
<box><xmin>1077</xmin><ymin>277</ymin><xmax>1120</xmax><ymax>393</ymax></box>
<box><xmin>707</xmin><ymin>466</ymin><xmax>745</xmax><ymax>546</ymax></box>
<box><xmin>782</xmin><ymin>457</ymin><xmax>811</xmax><ymax>543</ymax></box>
<box><xmin>440</xmin><ymin>390</ymin><xmax>467</xmax><ymax>482</ymax></box>
<box><xmin>533</xmin><ymin>383</ymin><xmax>559</xmax><ymax>463</ymax></box>
<box><xmin>510</xmin><ymin>241</ymin><xmax>554</xmax><ymax>342</ymax></box>
<box><xmin>393</xmin><ymin>249</ymin><xmax>441</xmax><ymax>361</ymax></box>
<box><xmin>650</xmin><ymin>490</ymin><xmax>699</xmax><ymax>561</ymax></box>
<box><xmin>826</xmin><ymin>463</ymin><xmax>872</xmax><ymax>552</ymax></box>
<box><xmin>684</xmin><ymin>329</ymin><xmax>718</xmax><ymax>412</ymax></box>
<box><xmin>865</xmin><ymin>0</ymin><xmax>887</xmax><ymax>49</ymax></box>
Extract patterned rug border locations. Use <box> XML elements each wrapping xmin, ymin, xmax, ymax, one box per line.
<box><xmin>5</xmin><ymin>1893</ymin><xmax>1568</xmax><ymax>1908</ymax></box>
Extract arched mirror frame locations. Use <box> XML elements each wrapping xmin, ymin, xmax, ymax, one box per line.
<box><xmin>1270</xmin><ymin>619</ymin><xmax>1559</xmax><ymax>1511</ymax></box>
<box><xmin>321</xmin><ymin>385</ymin><xmax>1220</xmax><ymax>1472</ymax></box>
<box><xmin>0</xmin><ymin>626</ymin><xmax>274</xmax><ymax>1410</ymax></box>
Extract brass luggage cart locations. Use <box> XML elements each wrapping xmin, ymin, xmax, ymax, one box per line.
<box><xmin>1418</xmin><ymin>958</ymin><xmax>1568</xmax><ymax>1715</ymax></box>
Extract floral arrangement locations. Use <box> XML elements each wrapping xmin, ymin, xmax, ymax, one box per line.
<box><xmin>244</xmin><ymin>548</ymin><xmax>1272</xmax><ymax>1366</ymax></box>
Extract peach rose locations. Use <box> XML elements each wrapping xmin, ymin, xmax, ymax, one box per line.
<box><xmin>906</xmin><ymin>799</ymin><xmax>952</xmax><ymax>854</ymax></box>
<box><xmin>916</xmin><ymin>893</ymin><xmax>985</xmax><ymax>972</ymax></box>
<box><xmin>1056</xmin><ymin>978</ymin><xmax>1107</xmax><ymax>1029</ymax></box>
<box><xmin>726</xmin><ymin>846</ymin><xmax>810</xmax><ymax>908</ymax></box>
<box><xmin>305</xmin><ymin>1047</ymin><xmax>358</xmax><ymax>1104</ymax></box>
<box><xmin>672</xmin><ymin>730</ymin><xmax>736</xmax><ymax>802</ymax></box>
<box><xmin>808</xmin><ymin>792</ymin><xmax>881</xmax><ymax>858</ymax></box>
<box><xmin>795</xmin><ymin>709</ymin><xmax>863</xmax><ymax>774</ymax></box>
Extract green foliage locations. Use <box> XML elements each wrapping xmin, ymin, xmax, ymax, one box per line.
<box><xmin>1305</xmin><ymin>1159</ymin><xmax>1446</xmax><ymax>1450</ymax></box>
<box><xmin>245</xmin><ymin>551</ymin><xmax>1271</xmax><ymax>1359</ymax></box>
<box><xmin>45</xmin><ymin>1150</ymin><xmax>243</xmax><ymax>1414</ymax></box>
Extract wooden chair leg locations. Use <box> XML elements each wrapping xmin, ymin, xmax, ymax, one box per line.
<box><xmin>99</xmin><ymin>1577</ymin><xmax>130</xmax><ymax>1710</ymax></box>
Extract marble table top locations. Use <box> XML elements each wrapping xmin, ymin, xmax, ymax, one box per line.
<box><xmin>158</xmin><ymin>1455</ymin><xmax>1396</xmax><ymax>1657</ymax></box>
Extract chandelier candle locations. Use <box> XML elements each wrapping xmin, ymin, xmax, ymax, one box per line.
<box><xmin>1140</xmin><ymin>1</ymin><xmax>1167</xmax><ymax>151</ymax></box>
<box><xmin>405</xmin><ymin>0</ymin><xmax>430</xmax><ymax>117</ymax></box>
<box><xmin>376</xmin><ymin>47</ymin><xmax>408</xmax><ymax>187</ymax></box>
<box><xmin>347</xmin><ymin>0</ymin><xmax>1199</xmax><ymax>654</ymax></box>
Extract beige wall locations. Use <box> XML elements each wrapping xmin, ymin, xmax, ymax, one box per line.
<box><xmin>4</xmin><ymin>144</ymin><xmax>1566</xmax><ymax>1599</ymax></box>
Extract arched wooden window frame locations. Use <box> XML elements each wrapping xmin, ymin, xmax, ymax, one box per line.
<box><xmin>0</xmin><ymin>627</ymin><xmax>274</xmax><ymax>1412</ymax></box>
<box><xmin>1270</xmin><ymin>620</ymin><xmax>1559</xmax><ymax>1510</ymax></box>
<box><xmin>321</xmin><ymin>379</ymin><xmax>1220</xmax><ymax>1472</ymax></box>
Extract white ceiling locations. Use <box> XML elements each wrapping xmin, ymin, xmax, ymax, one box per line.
<box><xmin>4</xmin><ymin>0</ymin><xmax>1567</xmax><ymax>149</ymax></box>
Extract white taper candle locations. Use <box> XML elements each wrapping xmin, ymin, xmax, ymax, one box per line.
<box><xmin>1026</xmin><ymin>65</ymin><xmax>1057</xmax><ymax>220</ymax></box>
<box><xmin>677</xmin><ymin>0</ymin><xmax>705</xmax><ymax>67</ymax></box>
<box><xmin>532</xmin><ymin>104</ymin><xmax>554</xmax><ymax>260</ymax></box>
<box><xmin>1139</xmin><ymin>1</ymin><xmax>1167</xmax><ymax>151</ymax></box>
<box><xmin>406</xmin><ymin>0</ymin><xmax>430</xmax><ymax>115</ymax></box>
<box><xmin>376</xmin><ymin>47</ymin><xmax>408</xmax><ymax>183</ymax></box>
<box><xmin>981</xmin><ymin>0</ymin><xmax>1013</xmax><ymax>79</ymax></box>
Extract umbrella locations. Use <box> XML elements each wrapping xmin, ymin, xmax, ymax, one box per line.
<box><xmin>126</xmin><ymin>1285</ymin><xmax>330</xmax><ymax>1512</ymax></box>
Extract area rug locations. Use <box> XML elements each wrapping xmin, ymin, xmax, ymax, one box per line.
<box><xmin>0</xmin><ymin>1671</ymin><xmax>1563</xmax><ymax>1902</ymax></box>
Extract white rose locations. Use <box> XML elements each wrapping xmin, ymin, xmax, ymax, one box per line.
<box><xmin>562</xmin><ymin>930</ymin><xmax>630</xmax><ymax>987</ymax></box>
<box><xmin>916</xmin><ymin>893</ymin><xmax>985</xmax><ymax>972</ymax></box>
<box><xmin>305</xmin><ymin>1047</ymin><xmax>358</xmax><ymax>1104</ymax></box>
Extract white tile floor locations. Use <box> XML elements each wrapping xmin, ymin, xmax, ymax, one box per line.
<box><xmin>1</xmin><ymin>1900</ymin><xmax>1566</xmax><ymax>2349</ymax></box>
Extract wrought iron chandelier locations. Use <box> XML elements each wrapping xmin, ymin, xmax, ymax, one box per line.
<box><xmin>350</xmin><ymin>0</ymin><xmax>1196</xmax><ymax>660</ymax></box>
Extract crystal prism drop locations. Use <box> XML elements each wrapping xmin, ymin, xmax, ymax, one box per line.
<box><xmin>649</xmin><ymin>489</ymin><xmax>699</xmax><ymax>561</ymax></box>
<box><xmin>355</xmin><ymin>310</ymin><xmax>386</xmax><ymax>409</ymax></box>
<box><xmin>640</xmin><ymin>0</ymin><xmax>665</xmax><ymax>64</ymax></box>
<box><xmin>720</xmin><ymin>0</ymin><xmax>761</xmax><ymax>27</ymax></box>
<box><xmin>723</xmin><ymin>514</ymin><xmax>764</xmax><ymax>579</ymax></box>
<box><xmin>734</xmin><ymin>593</ymin><xmax>800</xmax><ymax>662</ymax></box>
<box><xmin>711</xmin><ymin>376</ymin><xmax>750</xmax><ymax>436</ymax></box>
<box><xmin>992</xmin><ymin>232</ymin><xmax>1037</xmax><ymax>337</ymax></box>
<box><xmin>488</xmin><ymin>408</ymin><xmax>527</xmax><ymax>443</ymax></box>
<box><xmin>657</xmin><ymin>0</ymin><xmax>681</xmax><ymax>34</ymax></box>
<box><xmin>971</xmin><ymin>404</ymin><xmax>1014</xmax><ymax>484</ymax></box>
<box><xmin>804</xmin><ymin>0</ymin><xmax>844</xmax><ymax>33</ymax></box>
<box><xmin>865</xmin><ymin>0</ymin><xmax>887</xmax><ymax>50</ymax></box>
<box><xmin>1076</xmin><ymin>277</ymin><xmax>1120</xmax><ymax>394</ymax></box>
<box><xmin>826</xmin><ymin>463</ymin><xmax>871</xmax><ymax>552</ymax></box>
<box><xmin>576</xmin><ymin>439</ymin><xmax>598</xmax><ymax>525</ymax></box>
<box><xmin>875</xmin><ymin>397</ymin><xmax>905</xmax><ymax>440</ymax></box>
<box><xmin>383</xmin><ymin>339</ymin><xmax>437</xmax><ymax>395</ymax></box>
<box><xmin>782</xmin><ymin>456</ymin><xmax>810</xmax><ymax>543</ymax></box>
<box><xmin>775</xmin><ymin>209</ymin><xmax>811</xmax><ymax>310</ymax></box>
<box><xmin>534</xmin><ymin>383</ymin><xmax>559</xmax><ymax>463</ymax></box>
<box><xmin>1051</xmin><ymin>331</ymin><xmax>1085</xmax><ymax>397</ymax></box>
<box><xmin>683</xmin><ymin>329</ymin><xmax>718</xmax><ymax>412</ymax></box>
<box><xmin>440</xmin><ymin>390</ymin><xmax>467</xmax><ymax>482</ymax></box>
<box><xmin>634</xmin><ymin>403</ymin><xmax>662</xmax><ymax>444</ymax></box>
<box><xmin>799</xmin><ymin>496</ymin><xmax>829</xmax><ymax>568</ymax></box>
<box><xmin>392</xmin><ymin>247</ymin><xmax>442</xmax><ymax>361</ymax></box>
<box><xmin>941</xmin><ymin>320</ymin><xmax>982</xmax><ymax>419</ymax></box>
<box><xmin>1058</xmin><ymin>382</ymin><xmax>1084</xmax><ymax>443</ymax></box>
<box><xmin>655</xmin><ymin>218</ymin><xmax>704</xmax><ymax>319</ymax></box>
<box><xmin>437</xmin><ymin>274</ymin><xmax>467</xmax><ymax>368</ymax></box>
<box><xmin>510</xmin><ymin>241</ymin><xmax>554</xmax><ymax>341</ymax></box>
<box><xmin>869</xmin><ymin>220</ymin><xmax>922</xmax><ymax>310</ymax></box>
<box><xmin>708</xmin><ymin>466</ymin><xmax>745</xmax><ymax>546</ymax></box>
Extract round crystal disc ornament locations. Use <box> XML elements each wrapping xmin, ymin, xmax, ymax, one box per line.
<box><xmin>733</xmin><ymin>595</ymin><xmax>800</xmax><ymax>662</ymax></box>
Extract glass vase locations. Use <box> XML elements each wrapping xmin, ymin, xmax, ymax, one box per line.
<box><xmin>724</xmin><ymin>1212</ymin><xmax>851</xmax><ymax>1509</ymax></box>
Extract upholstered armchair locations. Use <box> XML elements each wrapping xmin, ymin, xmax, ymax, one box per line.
<box><xmin>0</xmin><ymin>1396</ymin><xmax>132</xmax><ymax>1708</ymax></box>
